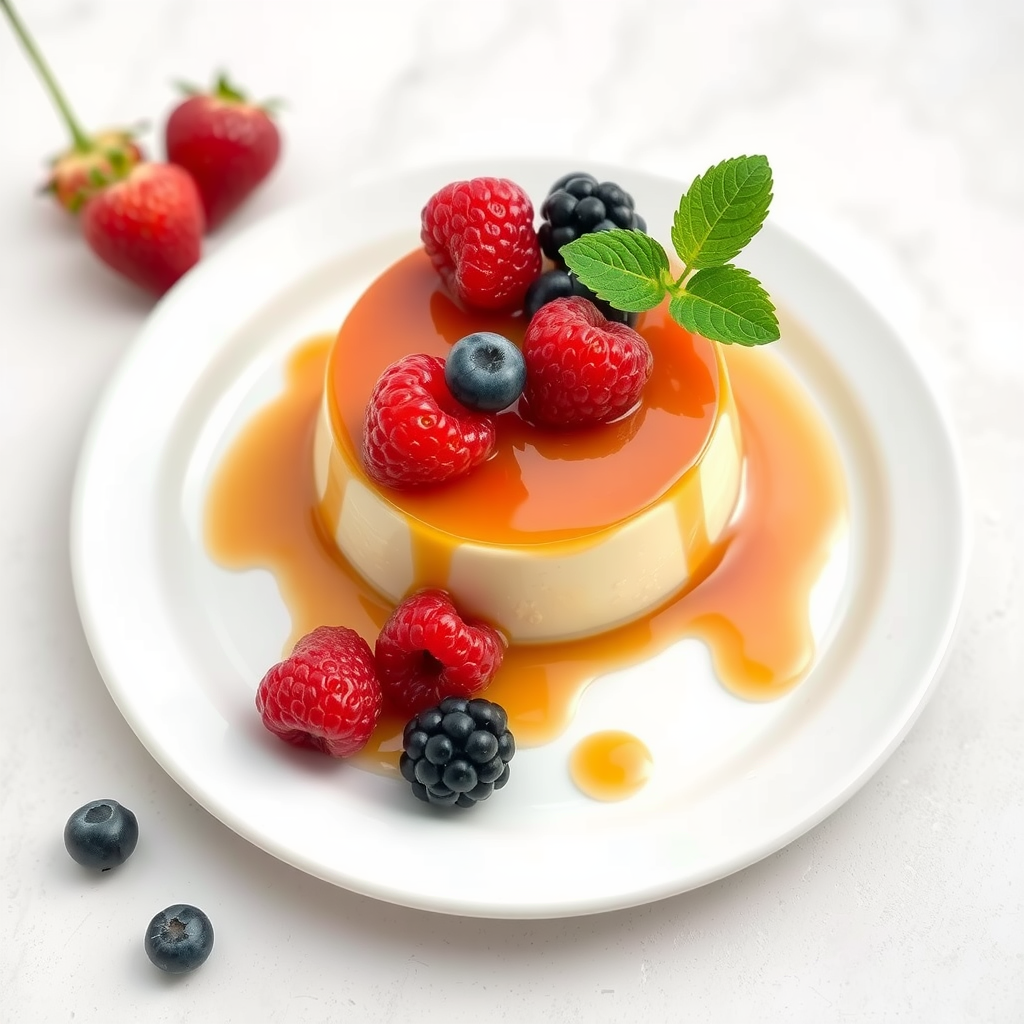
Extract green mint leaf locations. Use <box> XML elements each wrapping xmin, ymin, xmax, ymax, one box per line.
<box><xmin>560</xmin><ymin>230</ymin><xmax>671</xmax><ymax>312</ymax></box>
<box><xmin>670</xmin><ymin>155</ymin><xmax>773</xmax><ymax>270</ymax></box>
<box><xmin>668</xmin><ymin>266</ymin><xmax>780</xmax><ymax>346</ymax></box>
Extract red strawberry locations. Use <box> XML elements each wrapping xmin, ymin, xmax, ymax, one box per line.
<box><xmin>1</xmin><ymin>0</ymin><xmax>143</xmax><ymax>212</ymax></box>
<box><xmin>165</xmin><ymin>73</ymin><xmax>281</xmax><ymax>230</ymax></box>
<box><xmin>375</xmin><ymin>590</ymin><xmax>505</xmax><ymax>716</ymax></box>
<box><xmin>522</xmin><ymin>296</ymin><xmax>653</xmax><ymax>427</ymax></box>
<box><xmin>80</xmin><ymin>163</ymin><xmax>204</xmax><ymax>295</ymax></box>
<box><xmin>421</xmin><ymin>176</ymin><xmax>541</xmax><ymax>311</ymax></box>
<box><xmin>362</xmin><ymin>353</ymin><xmax>497</xmax><ymax>488</ymax></box>
<box><xmin>256</xmin><ymin>625</ymin><xmax>383</xmax><ymax>758</ymax></box>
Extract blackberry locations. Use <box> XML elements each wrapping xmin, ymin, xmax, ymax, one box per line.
<box><xmin>400</xmin><ymin>696</ymin><xmax>515</xmax><ymax>808</ymax></box>
<box><xmin>537</xmin><ymin>172</ymin><xmax>646</xmax><ymax>265</ymax></box>
<box><xmin>524</xmin><ymin>268</ymin><xmax>638</xmax><ymax>328</ymax></box>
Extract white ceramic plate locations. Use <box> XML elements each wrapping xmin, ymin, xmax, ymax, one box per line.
<box><xmin>70</xmin><ymin>161</ymin><xmax>968</xmax><ymax>919</ymax></box>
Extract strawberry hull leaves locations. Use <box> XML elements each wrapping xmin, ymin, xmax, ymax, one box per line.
<box><xmin>560</xmin><ymin>154</ymin><xmax>780</xmax><ymax>346</ymax></box>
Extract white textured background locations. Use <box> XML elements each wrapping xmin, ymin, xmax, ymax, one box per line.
<box><xmin>1</xmin><ymin>1</ymin><xmax>1022</xmax><ymax>1021</ymax></box>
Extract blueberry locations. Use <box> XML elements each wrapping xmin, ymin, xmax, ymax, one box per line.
<box><xmin>63</xmin><ymin>799</ymin><xmax>139</xmax><ymax>871</ymax></box>
<box><xmin>144</xmin><ymin>905</ymin><xmax>214</xmax><ymax>974</ymax></box>
<box><xmin>445</xmin><ymin>332</ymin><xmax>526</xmax><ymax>412</ymax></box>
<box><xmin>524</xmin><ymin>269</ymin><xmax>573</xmax><ymax>318</ymax></box>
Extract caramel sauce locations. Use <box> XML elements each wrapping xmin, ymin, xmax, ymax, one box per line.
<box><xmin>324</xmin><ymin>250</ymin><xmax>719</xmax><ymax>542</ymax></box>
<box><xmin>204</xmin><ymin>259</ymin><xmax>847</xmax><ymax>780</ymax></box>
<box><xmin>569</xmin><ymin>731</ymin><xmax>653</xmax><ymax>801</ymax></box>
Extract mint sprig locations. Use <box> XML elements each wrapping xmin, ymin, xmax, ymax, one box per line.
<box><xmin>556</xmin><ymin>230</ymin><xmax>672</xmax><ymax>312</ymax></box>
<box><xmin>560</xmin><ymin>155</ymin><xmax>779</xmax><ymax>346</ymax></box>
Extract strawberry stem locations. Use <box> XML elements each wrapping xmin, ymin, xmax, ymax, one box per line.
<box><xmin>1</xmin><ymin>0</ymin><xmax>92</xmax><ymax>152</ymax></box>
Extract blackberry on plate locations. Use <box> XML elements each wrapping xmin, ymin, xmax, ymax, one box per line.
<box><xmin>524</xmin><ymin>268</ymin><xmax>638</xmax><ymax>327</ymax></box>
<box><xmin>537</xmin><ymin>172</ymin><xmax>647</xmax><ymax>265</ymax></box>
<box><xmin>400</xmin><ymin>696</ymin><xmax>515</xmax><ymax>808</ymax></box>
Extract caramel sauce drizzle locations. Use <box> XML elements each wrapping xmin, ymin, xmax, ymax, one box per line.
<box><xmin>205</xmin><ymin>257</ymin><xmax>846</xmax><ymax>779</ymax></box>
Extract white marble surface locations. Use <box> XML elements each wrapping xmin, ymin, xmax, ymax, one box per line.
<box><xmin>1</xmin><ymin>0</ymin><xmax>1022</xmax><ymax>1020</ymax></box>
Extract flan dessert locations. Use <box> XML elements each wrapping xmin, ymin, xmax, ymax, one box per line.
<box><xmin>207</xmin><ymin>161</ymin><xmax>849</xmax><ymax>794</ymax></box>
<box><xmin>312</xmin><ymin>248</ymin><xmax>744</xmax><ymax>643</ymax></box>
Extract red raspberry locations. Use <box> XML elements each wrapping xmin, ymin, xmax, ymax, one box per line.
<box><xmin>375</xmin><ymin>590</ymin><xmax>505</xmax><ymax>716</ymax></box>
<box><xmin>362</xmin><ymin>354</ymin><xmax>496</xmax><ymax>488</ymax></box>
<box><xmin>255</xmin><ymin>626</ymin><xmax>382</xmax><ymax>758</ymax></box>
<box><xmin>522</xmin><ymin>296</ymin><xmax>653</xmax><ymax>427</ymax></box>
<box><xmin>421</xmin><ymin>177</ymin><xmax>541</xmax><ymax>311</ymax></box>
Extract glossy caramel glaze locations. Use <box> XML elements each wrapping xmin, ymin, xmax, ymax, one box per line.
<box><xmin>324</xmin><ymin>250</ymin><xmax>720</xmax><ymax>542</ymax></box>
<box><xmin>206</xmin><ymin>319</ymin><xmax>846</xmax><ymax>774</ymax></box>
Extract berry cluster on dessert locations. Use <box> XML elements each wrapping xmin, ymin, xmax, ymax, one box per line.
<box><xmin>255</xmin><ymin>157</ymin><xmax>780</xmax><ymax>808</ymax></box>
<box><xmin>362</xmin><ymin>171</ymin><xmax>661</xmax><ymax>491</ymax></box>
<box><xmin>256</xmin><ymin>591</ymin><xmax>511</xmax><ymax>807</ymax></box>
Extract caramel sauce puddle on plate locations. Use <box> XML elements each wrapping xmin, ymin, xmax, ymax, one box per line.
<box><xmin>205</xmin><ymin>275</ymin><xmax>846</xmax><ymax>780</ymax></box>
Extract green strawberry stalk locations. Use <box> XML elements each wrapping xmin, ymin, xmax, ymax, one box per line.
<box><xmin>1</xmin><ymin>0</ymin><xmax>142</xmax><ymax>211</ymax></box>
<box><xmin>560</xmin><ymin>155</ymin><xmax>780</xmax><ymax>346</ymax></box>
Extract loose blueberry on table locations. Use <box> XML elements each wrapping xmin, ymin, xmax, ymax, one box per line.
<box><xmin>63</xmin><ymin>799</ymin><xmax>139</xmax><ymax>870</ymax></box>
<box><xmin>145</xmin><ymin>904</ymin><xmax>215</xmax><ymax>974</ymax></box>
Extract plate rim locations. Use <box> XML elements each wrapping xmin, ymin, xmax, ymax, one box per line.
<box><xmin>69</xmin><ymin>159</ymin><xmax>971</xmax><ymax>918</ymax></box>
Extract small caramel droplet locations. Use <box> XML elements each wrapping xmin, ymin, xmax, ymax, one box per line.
<box><xmin>569</xmin><ymin>731</ymin><xmax>653</xmax><ymax>801</ymax></box>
